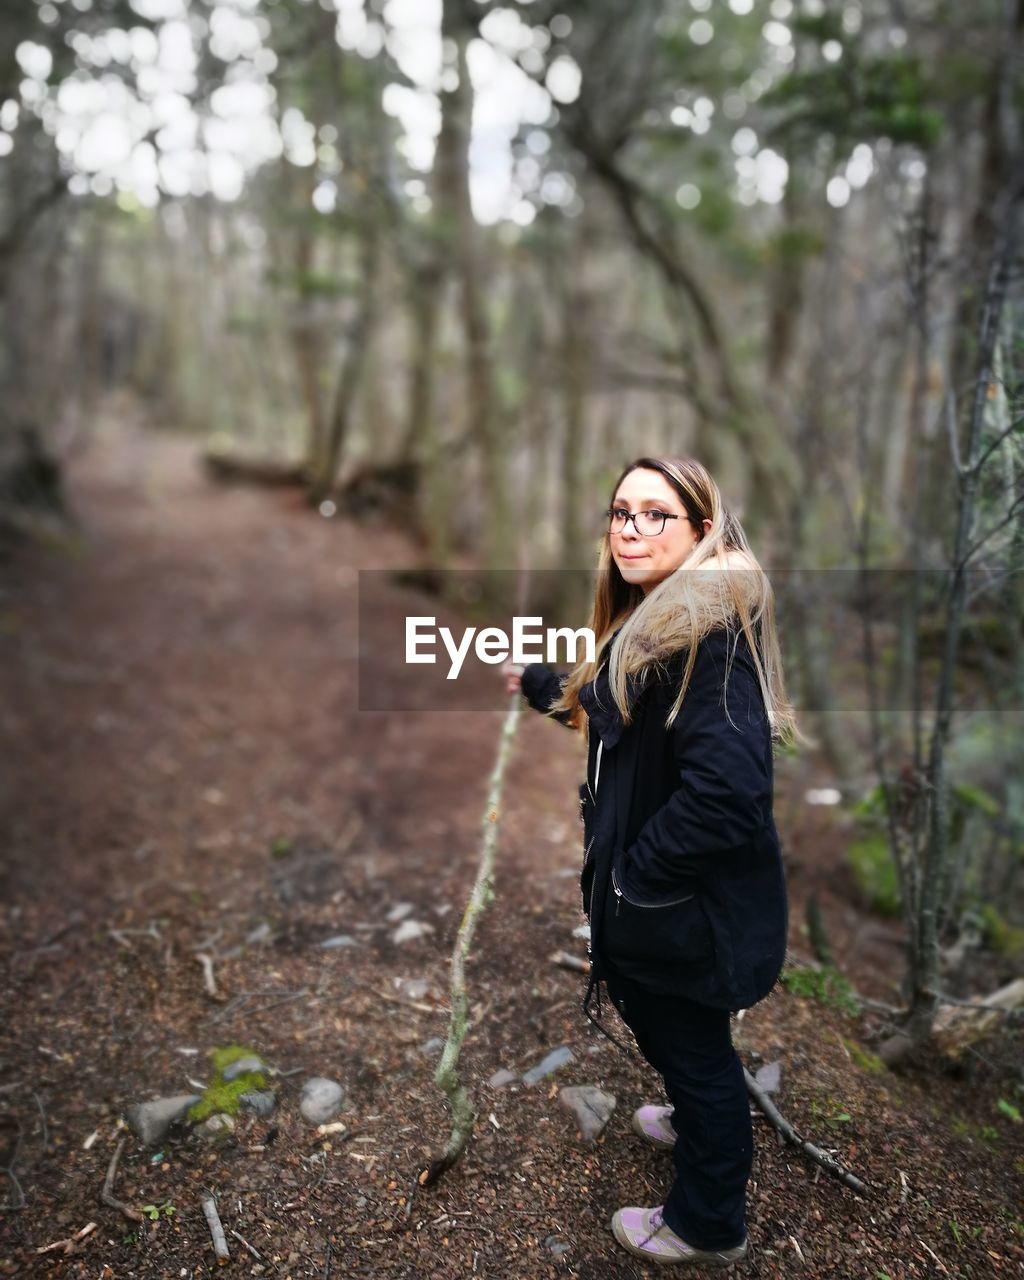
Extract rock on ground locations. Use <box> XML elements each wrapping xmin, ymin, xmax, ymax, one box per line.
<box><xmin>521</xmin><ymin>1046</ymin><xmax>575</xmax><ymax>1086</ymax></box>
<box><xmin>558</xmin><ymin>1085</ymin><xmax>617</xmax><ymax>1143</ymax></box>
<box><xmin>300</xmin><ymin>1077</ymin><xmax>345</xmax><ymax>1125</ymax></box>
<box><xmin>125</xmin><ymin>1094</ymin><xmax>200</xmax><ymax>1146</ymax></box>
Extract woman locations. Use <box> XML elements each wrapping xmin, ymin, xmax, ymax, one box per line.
<box><xmin>503</xmin><ymin>455</ymin><xmax>800</xmax><ymax>1268</ymax></box>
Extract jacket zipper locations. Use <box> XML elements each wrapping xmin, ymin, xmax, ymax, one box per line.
<box><xmin>584</xmin><ymin>741</ymin><xmax>601</xmax><ymax>941</ymax></box>
<box><xmin>611</xmin><ymin>865</ymin><xmax>696</xmax><ymax>916</ymax></box>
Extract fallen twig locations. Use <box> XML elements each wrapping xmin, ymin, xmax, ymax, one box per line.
<box><xmin>100</xmin><ymin>1136</ymin><xmax>143</xmax><ymax>1223</ymax></box>
<box><xmin>403</xmin><ymin>1175</ymin><xmax>418</xmax><ymax>1223</ymax></box>
<box><xmin>196</xmin><ymin>953</ymin><xmax>218</xmax><ymax>998</ymax></box>
<box><xmin>917</xmin><ymin>1238</ymin><xmax>949</xmax><ymax>1274</ymax></box>
<box><xmin>37</xmin><ymin>919</ymin><xmax>80</xmax><ymax>949</ymax></box>
<box><xmin>550</xmin><ymin>950</ymin><xmax>590</xmax><ymax>974</ymax></box>
<box><xmin>744</xmin><ymin>1069</ymin><xmax>868</xmax><ymax>1195</ymax></box>
<box><xmin>204</xmin><ymin>989</ymin><xmax>311</xmax><ymax>1024</ymax></box>
<box><xmin>35</xmin><ymin>1222</ymin><xmax>97</xmax><ymax>1255</ymax></box>
<box><xmin>931</xmin><ymin>976</ymin><xmax>1024</xmax><ymax>1058</ymax></box>
<box><xmin>201</xmin><ymin>1191</ymin><xmax>230</xmax><ymax>1263</ymax></box>
<box><xmin>1</xmin><ymin>1161</ymin><xmax>25</xmax><ymax>1211</ymax></box>
<box><xmin>857</xmin><ymin>995</ymin><xmax>906</xmax><ymax>1016</ymax></box>
<box><xmin>108</xmin><ymin>925</ymin><xmax>161</xmax><ymax>949</ymax></box>
<box><xmin>230</xmin><ymin>1228</ymin><xmax>262</xmax><ymax>1260</ymax></box>
<box><xmin>379</xmin><ymin>991</ymin><xmax>446</xmax><ymax>1014</ymax></box>
<box><xmin>31</xmin><ymin>1091</ymin><xmax>49</xmax><ymax>1151</ymax></box>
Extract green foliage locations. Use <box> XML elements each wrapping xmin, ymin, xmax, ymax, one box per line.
<box><xmin>690</xmin><ymin>183</ymin><xmax>736</xmax><ymax>238</ymax></box>
<box><xmin>791</xmin><ymin>14</ymin><xmax>844</xmax><ymax>43</ymax></box>
<box><xmin>950</xmin><ymin>1113</ymin><xmax>1000</xmax><ymax>1146</ymax></box>
<box><xmin>1001</xmin><ymin>1205</ymin><xmax>1024</xmax><ymax>1237</ymax></box>
<box><xmin>142</xmin><ymin>1201</ymin><xmax>175</xmax><ymax>1221</ymax></box>
<box><xmin>847</xmin><ymin>779</ymin><xmax>1000</xmax><ymax>919</ymax></box>
<box><xmin>270</xmin><ymin>837</ymin><xmax>292</xmax><ymax>860</ymax></box>
<box><xmin>763</xmin><ymin>226</ymin><xmax>827</xmax><ymax>267</ymax></box>
<box><xmin>851</xmin><ymin>784</ymin><xmax>888</xmax><ymax>822</ymax></box>
<box><xmin>765</xmin><ymin>53</ymin><xmax>944</xmax><ymax>155</ymax></box>
<box><xmin>979</xmin><ymin>904</ymin><xmax>1024</xmax><ymax>955</ymax></box>
<box><xmin>948</xmin><ymin>1219</ymin><xmax>983</xmax><ymax>1245</ymax></box>
<box><xmin>263</xmin><ymin>266</ymin><xmax>360</xmax><ymax>297</ymax></box>
<box><xmin>950</xmin><ymin>780</ymin><xmax>999</xmax><ymax>819</ymax></box>
<box><xmin>847</xmin><ymin>834</ymin><xmax>902</xmax><ymax>916</ymax></box>
<box><xmin>781</xmin><ymin>963</ymin><xmax>861</xmax><ymax>1016</ymax></box>
<box><xmin>810</xmin><ymin>1094</ymin><xmax>853</xmax><ymax>1129</ymax></box>
<box><xmin>294</xmin><ymin>271</ymin><xmax>360</xmax><ymax>299</ymax></box>
<box><xmin>947</xmin><ymin>779</ymin><xmax>1000</xmax><ymax>852</ymax></box>
<box><xmin>997</xmin><ymin>1097</ymin><xmax>1022</xmax><ymax>1124</ymax></box>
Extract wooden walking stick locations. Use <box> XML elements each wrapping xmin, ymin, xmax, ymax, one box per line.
<box><xmin>420</xmin><ymin>547</ymin><xmax>532</xmax><ymax>1187</ymax></box>
<box><xmin>420</xmin><ymin>690</ymin><xmax>523</xmax><ymax>1187</ymax></box>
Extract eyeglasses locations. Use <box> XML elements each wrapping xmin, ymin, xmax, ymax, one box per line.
<box><xmin>606</xmin><ymin>507</ymin><xmax>685</xmax><ymax>537</ymax></box>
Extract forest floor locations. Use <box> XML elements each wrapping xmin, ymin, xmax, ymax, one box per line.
<box><xmin>1</xmin><ymin>396</ymin><xmax>1022</xmax><ymax>1280</ymax></box>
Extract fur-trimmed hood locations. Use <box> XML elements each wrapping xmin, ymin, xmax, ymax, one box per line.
<box><xmin>581</xmin><ymin>560</ymin><xmax>764</xmax><ymax>749</ymax></box>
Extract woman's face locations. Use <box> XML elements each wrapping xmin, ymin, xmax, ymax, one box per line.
<box><xmin>608</xmin><ymin>468</ymin><xmax>710</xmax><ymax>594</ymax></box>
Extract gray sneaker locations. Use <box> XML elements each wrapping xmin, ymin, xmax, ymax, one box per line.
<box><xmin>611</xmin><ymin>1205</ymin><xmax>749</xmax><ymax>1267</ymax></box>
<box><xmin>632</xmin><ymin>1104</ymin><xmax>676</xmax><ymax>1150</ymax></box>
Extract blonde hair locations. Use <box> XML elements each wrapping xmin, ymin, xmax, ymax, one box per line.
<box><xmin>549</xmin><ymin>455</ymin><xmax>804</xmax><ymax>748</ymax></box>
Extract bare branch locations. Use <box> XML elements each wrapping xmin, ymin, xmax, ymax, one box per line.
<box><xmin>744</xmin><ymin>1069</ymin><xmax>869</xmax><ymax>1195</ymax></box>
<box><xmin>100</xmin><ymin>1137</ymin><xmax>143</xmax><ymax>1224</ymax></box>
<box><xmin>201</xmin><ymin>1191</ymin><xmax>230</xmax><ymax>1262</ymax></box>
<box><xmin>959</xmin><ymin>490</ymin><xmax>1024</xmax><ymax>565</ymax></box>
<box><xmin>966</xmin><ymin>410</ymin><xmax>1024</xmax><ymax>477</ymax></box>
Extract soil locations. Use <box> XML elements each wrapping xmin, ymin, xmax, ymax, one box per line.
<box><xmin>1</xmin><ymin>399</ymin><xmax>1022</xmax><ymax>1279</ymax></box>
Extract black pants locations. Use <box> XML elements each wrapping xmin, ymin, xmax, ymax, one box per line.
<box><xmin>604</xmin><ymin>971</ymin><xmax>752</xmax><ymax>1250</ymax></box>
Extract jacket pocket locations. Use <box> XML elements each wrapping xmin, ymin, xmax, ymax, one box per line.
<box><xmin>605</xmin><ymin>854</ymin><xmax>715</xmax><ymax>969</ymax></box>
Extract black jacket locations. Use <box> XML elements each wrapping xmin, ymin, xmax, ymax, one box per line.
<box><xmin>521</xmin><ymin>625</ymin><xmax>788</xmax><ymax>1013</ymax></box>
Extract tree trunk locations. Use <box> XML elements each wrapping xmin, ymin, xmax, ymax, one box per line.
<box><xmin>883</xmin><ymin>176</ymin><xmax>1022</xmax><ymax>1064</ymax></box>
<box><xmin>290</xmin><ymin>169</ymin><xmax>327</xmax><ymax>475</ymax></box>
<box><xmin>403</xmin><ymin>259</ymin><xmax>450</xmax><ymax>565</ymax></box>
<box><xmin>448</xmin><ymin>26</ymin><xmax>508</xmax><ymax>576</ymax></box>
<box><xmin>308</xmin><ymin>215</ymin><xmax>381</xmax><ymax>504</ymax></box>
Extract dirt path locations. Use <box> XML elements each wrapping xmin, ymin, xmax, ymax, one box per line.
<box><xmin>1</xmin><ymin>401</ymin><xmax>1021</xmax><ymax>1278</ymax></box>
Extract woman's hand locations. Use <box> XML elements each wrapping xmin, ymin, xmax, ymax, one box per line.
<box><xmin>501</xmin><ymin>660</ymin><xmax>525</xmax><ymax>696</ymax></box>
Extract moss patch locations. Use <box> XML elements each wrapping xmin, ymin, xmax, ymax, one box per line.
<box><xmin>846</xmin><ymin>834</ymin><xmax>901</xmax><ymax>916</ymax></box>
<box><xmin>188</xmin><ymin>1045</ymin><xmax>268</xmax><ymax>1123</ymax></box>
<box><xmin>841</xmin><ymin>1036</ymin><xmax>886</xmax><ymax>1073</ymax></box>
